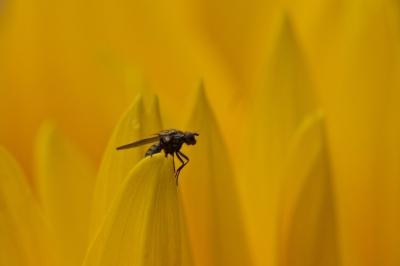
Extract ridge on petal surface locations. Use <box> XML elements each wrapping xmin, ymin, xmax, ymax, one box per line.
<box><xmin>279</xmin><ymin>112</ymin><xmax>338</xmax><ymax>266</ymax></box>
<box><xmin>83</xmin><ymin>154</ymin><xmax>186</xmax><ymax>266</ymax></box>
<box><xmin>90</xmin><ymin>93</ymin><xmax>162</xmax><ymax>238</ymax></box>
<box><xmin>180</xmin><ymin>83</ymin><xmax>252</xmax><ymax>266</ymax></box>
<box><xmin>0</xmin><ymin>146</ymin><xmax>59</xmax><ymax>266</ymax></box>
<box><xmin>34</xmin><ymin>122</ymin><xmax>96</xmax><ymax>266</ymax></box>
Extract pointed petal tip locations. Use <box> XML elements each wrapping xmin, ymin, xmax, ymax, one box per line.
<box><xmin>34</xmin><ymin>120</ymin><xmax>96</xmax><ymax>266</ymax></box>
<box><xmin>281</xmin><ymin>111</ymin><xmax>337</xmax><ymax>266</ymax></box>
<box><xmin>196</xmin><ymin>77</ymin><xmax>205</xmax><ymax>89</ymax></box>
<box><xmin>89</xmin><ymin>94</ymin><xmax>147</xmax><ymax>237</ymax></box>
<box><xmin>90</xmin><ymin>91</ymin><xmax>164</xmax><ymax>239</ymax></box>
<box><xmin>148</xmin><ymin>93</ymin><xmax>160</xmax><ymax>117</ymax></box>
<box><xmin>0</xmin><ymin>144</ymin><xmax>10</xmax><ymax>159</ymax></box>
<box><xmin>0</xmin><ymin>146</ymin><xmax>60</xmax><ymax>266</ymax></box>
<box><xmin>188</xmin><ymin>80</ymin><xmax>214</xmax><ymax>127</ymax></box>
<box><xmin>134</xmin><ymin>92</ymin><xmax>144</xmax><ymax>103</ymax></box>
<box><xmin>35</xmin><ymin>122</ymin><xmax>63</xmax><ymax>153</ymax></box>
<box><xmin>296</xmin><ymin>111</ymin><xmax>325</xmax><ymax>135</ymax></box>
<box><xmin>253</xmin><ymin>10</ymin><xmax>316</xmax><ymax>136</ymax></box>
<box><xmin>181</xmin><ymin>78</ymin><xmax>253</xmax><ymax>266</ymax></box>
<box><xmin>129</xmin><ymin>94</ymin><xmax>145</xmax><ymax>130</ymax></box>
<box><xmin>37</xmin><ymin>120</ymin><xmax>57</xmax><ymax>135</ymax></box>
<box><xmin>145</xmin><ymin>93</ymin><xmax>163</xmax><ymax>133</ymax></box>
<box><xmin>266</xmin><ymin>10</ymin><xmax>308</xmax><ymax>69</ymax></box>
<box><xmin>0</xmin><ymin>145</ymin><xmax>22</xmax><ymax>176</ymax></box>
<box><xmin>195</xmin><ymin>79</ymin><xmax>206</xmax><ymax>101</ymax></box>
<box><xmin>84</xmin><ymin>154</ymin><xmax>183</xmax><ymax>266</ymax></box>
<box><xmin>150</xmin><ymin>93</ymin><xmax>159</xmax><ymax>108</ymax></box>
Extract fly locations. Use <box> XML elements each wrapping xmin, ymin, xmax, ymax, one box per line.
<box><xmin>116</xmin><ymin>129</ymin><xmax>199</xmax><ymax>185</ymax></box>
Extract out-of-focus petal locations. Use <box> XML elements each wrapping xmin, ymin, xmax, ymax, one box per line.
<box><xmin>180</xmin><ymin>84</ymin><xmax>252</xmax><ymax>266</ymax></box>
<box><xmin>34</xmin><ymin>123</ymin><xmax>96</xmax><ymax>266</ymax></box>
<box><xmin>312</xmin><ymin>1</ymin><xmax>400</xmax><ymax>265</ymax></box>
<box><xmin>90</xmin><ymin>94</ymin><xmax>162</xmax><ymax>238</ymax></box>
<box><xmin>189</xmin><ymin>0</ymin><xmax>277</xmax><ymax>93</ymax></box>
<box><xmin>238</xmin><ymin>14</ymin><xmax>316</xmax><ymax>265</ymax></box>
<box><xmin>177</xmin><ymin>193</ymin><xmax>195</xmax><ymax>266</ymax></box>
<box><xmin>83</xmin><ymin>154</ymin><xmax>185</xmax><ymax>266</ymax></box>
<box><xmin>280</xmin><ymin>113</ymin><xmax>338</xmax><ymax>266</ymax></box>
<box><xmin>0</xmin><ymin>146</ymin><xmax>59</xmax><ymax>266</ymax></box>
<box><xmin>88</xmin><ymin>0</ymin><xmax>232</xmax><ymax>121</ymax></box>
<box><xmin>0</xmin><ymin>0</ymin><xmax>135</xmax><ymax>177</ymax></box>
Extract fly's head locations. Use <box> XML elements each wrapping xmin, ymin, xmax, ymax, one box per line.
<box><xmin>184</xmin><ymin>132</ymin><xmax>199</xmax><ymax>145</ymax></box>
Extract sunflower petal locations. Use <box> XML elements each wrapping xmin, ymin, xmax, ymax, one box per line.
<box><xmin>280</xmin><ymin>113</ymin><xmax>338</xmax><ymax>265</ymax></box>
<box><xmin>83</xmin><ymin>154</ymin><xmax>183</xmax><ymax>266</ymax></box>
<box><xmin>314</xmin><ymin>1</ymin><xmax>400</xmax><ymax>264</ymax></box>
<box><xmin>0</xmin><ymin>147</ymin><xmax>59</xmax><ymax>266</ymax></box>
<box><xmin>90</xmin><ymin>94</ymin><xmax>162</xmax><ymax>238</ymax></box>
<box><xmin>34</xmin><ymin>122</ymin><xmax>96</xmax><ymax>266</ymax></box>
<box><xmin>180</xmin><ymin>84</ymin><xmax>252</xmax><ymax>265</ymax></box>
<box><xmin>238</xmin><ymin>14</ymin><xmax>317</xmax><ymax>265</ymax></box>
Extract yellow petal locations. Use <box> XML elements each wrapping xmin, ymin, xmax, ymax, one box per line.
<box><xmin>83</xmin><ymin>154</ymin><xmax>184</xmax><ymax>266</ymax></box>
<box><xmin>238</xmin><ymin>14</ymin><xmax>316</xmax><ymax>265</ymax></box>
<box><xmin>280</xmin><ymin>113</ymin><xmax>338</xmax><ymax>266</ymax></box>
<box><xmin>34</xmin><ymin>122</ymin><xmax>96</xmax><ymax>266</ymax></box>
<box><xmin>0</xmin><ymin>0</ymin><xmax>137</xmax><ymax>177</ymax></box>
<box><xmin>90</xmin><ymin>94</ymin><xmax>162</xmax><ymax>238</ymax></box>
<box><xmin>180</xmin><ymin>85</ymin><xmax>252</xmax><ymax>266</ymax></box>
<box><xmin>192</xmin><ymin>0</ymin><xmax>277</xmax><ymax>94</ymax></box>
<box><xmin>0</xmin><ymin>146</ymin><xmax>59</xmax><ymax>266</ymax></box>
<box><xmin>177</xmin><ymin>194</ymin><xmax>195</xmax><ymax>266</ymax></box>
<box><xmin>312</xmin><ymin>1</ymin><xmax>400</xmax><ymax>265</ymax></box>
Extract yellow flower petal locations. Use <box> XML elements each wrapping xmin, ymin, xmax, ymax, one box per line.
<box><xmin>0</xmin><ymin>0</ymin><xmax>137</xmax><ymax>177</ymax></box>
<box><xmin>280</xmin><ymin>113</ymin><xmax>337</xmax><ymax>266</ymax></box>
<box><xmin>83</xmin><ymin>154</ymin><xmax>183</xmax><ymax>266</ymax></box>
<box><xmin>192</xmin><ymin>0</ymin><xmax>276</xmax><ymax>94</ymax></box>
<box><xmin>34</xmin><ymin>122</ymin><xmax>96</xmax><ymax>266</ymax></box>
<box><xmin>90</xmin><ymin>94</ymin><xmax>162</xmax><ymax>238</ymax></box>
<box><xmin>0</xmin><ymin>146</ymin><xmax>59</xmax><ymax>266</ymax></box>
<box><xmin>316</xmin><ymin>2</ymin><xmax>400</xmax><ymax>265</ymax></box>
<box><xmin>177</xmin><ymin>197</ymin><xmax>195</xmax><ymax>266</ymax></box>
<box><xmin>180</xmin><ymin>85</ymin><xmax>252</xmax><ymax>266</ymax></box>
<box><xmin>238</xmin><ymin>14</ymin><xmax>317</xmax><ymax>265</ymax></box>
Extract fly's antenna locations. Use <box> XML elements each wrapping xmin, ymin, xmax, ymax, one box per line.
<box><xmin>194</xmin><ymin>129</ymin><xmax>200</xmax><ymax>136</ymax></box>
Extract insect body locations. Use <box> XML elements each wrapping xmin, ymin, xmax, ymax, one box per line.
<box><xmin>145</xmin><ymin>143</ymin><xmax>163</xmax><ymax>157</ymax></box>
<box><xmin>116</xmin><ymin>129</ymin><xmax>199</xmax><ymax>185</ymax></box>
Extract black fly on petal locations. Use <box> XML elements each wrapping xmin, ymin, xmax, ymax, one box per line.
<box><xmin>116</xmin><ymin>129</ymin><xmax>199</xmax><ymax>185</ymax></box>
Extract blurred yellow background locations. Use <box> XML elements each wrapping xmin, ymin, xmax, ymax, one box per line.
<box><xmin>1</xmin><ymin>0</ymin><xmax>400</xmax><ymax>265</ymax></box>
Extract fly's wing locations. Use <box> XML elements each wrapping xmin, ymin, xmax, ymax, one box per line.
<box><xmin>116</xmin><ymin>136</ymin><xmax>160</xmax><ymax>150</ymax></box>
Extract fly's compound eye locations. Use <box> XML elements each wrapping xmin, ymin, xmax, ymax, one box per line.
<box><xmin>184</xmin><ymin>132</ymin><xmax>197</xmax><ymax>145</ymax></box>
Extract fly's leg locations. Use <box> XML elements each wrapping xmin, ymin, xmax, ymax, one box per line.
<box><xmin>175</xmin><ymin>151</ymin><xmax>189</xmax><ymax>185</ymax></box>
<box><xmin>172</xmin><ymin>153</ymin><xmax>175</xmax><ymax>173</ymax></box>
<box><xmin>175</xmin><ymin>152</ymin><xmax>184</xmax><ymax>185</ymax></box>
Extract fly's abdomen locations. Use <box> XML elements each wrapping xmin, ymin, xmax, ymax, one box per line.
<box><xmin>145</xmin><ymin>143</ymin><xmax>162</xmax><ymax>157</ymax></box>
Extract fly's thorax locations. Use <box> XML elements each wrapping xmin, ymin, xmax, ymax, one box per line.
<box><xmin>167</xmin><ymin>138</ymin><xmax>183</xmax><ymax>153</ymax></box>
